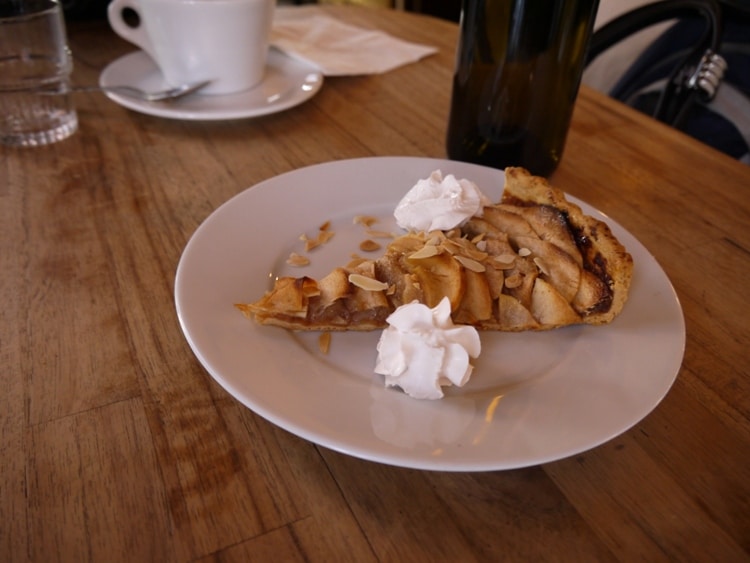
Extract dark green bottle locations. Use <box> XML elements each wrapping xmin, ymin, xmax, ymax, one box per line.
<box><xmin>446</xmin><ymin>0</ymin><xmax>600</xmax><ymax>176</ymax></box>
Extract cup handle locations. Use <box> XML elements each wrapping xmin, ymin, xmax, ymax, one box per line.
<box><xmin>107</xmin><ymin>0</ymin><xmax>155</xmax><ymax>59</ymax></box>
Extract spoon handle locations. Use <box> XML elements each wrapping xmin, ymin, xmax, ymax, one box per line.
<box><xmin>38</xmin><ymin>81</ymin><xmax>210</xmax><ymax>102</ymax></box>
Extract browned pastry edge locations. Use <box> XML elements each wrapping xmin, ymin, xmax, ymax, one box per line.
<box><xmin>501</xmin><ymin>167</ymin><xmax>634</xmax><ymax>325</ymax></box>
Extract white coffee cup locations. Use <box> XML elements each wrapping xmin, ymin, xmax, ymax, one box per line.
<box><xmin>107</xmin><ymin>0</ymin><xmax>275</xmax><ymax>95</ymax></box>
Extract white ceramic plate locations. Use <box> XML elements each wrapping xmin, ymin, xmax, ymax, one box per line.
<box><xmin>99</xmin><ymin>48</ymin><xmax>323</xmax><ymax>121</ymax></box>
<box><xmin>175</xmin><ymin>157</ymin><xmax>685</xmax><ymax>471</ymax></box>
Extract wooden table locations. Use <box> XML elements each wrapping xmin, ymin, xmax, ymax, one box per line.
<box><xmin>3</xmin><ymin>6</ymin><xmax>749</xmax><ymax>562</ymax></box>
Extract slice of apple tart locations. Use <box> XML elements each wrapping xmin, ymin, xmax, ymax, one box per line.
<box><xmin>236</xmin><ymin>167</ymin><xmax>634</xmax><ymax>332</ymax></box>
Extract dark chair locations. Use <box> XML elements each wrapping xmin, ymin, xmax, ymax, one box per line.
<box><xmin>585</xmin><ymin>0</ymin><xmax>750</xmax><ymax>162</ymax></box>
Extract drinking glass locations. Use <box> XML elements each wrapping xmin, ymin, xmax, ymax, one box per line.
<box><xmin>0</xmin><ymin>0</ymin><xmax>78</xmax><ymax>147</ymax></box>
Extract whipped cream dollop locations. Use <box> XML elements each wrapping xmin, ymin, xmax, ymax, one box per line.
<box><xmin>374</xmin><ymin>297</ymin><xmax>481</xmax><ymax>400</ymax></box>
<box><xmin>393</xmin><ymin>170</ymin><xmax>492</xmax><ymax>232</ymax></box>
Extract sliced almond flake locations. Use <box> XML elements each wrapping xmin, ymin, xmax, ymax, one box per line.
<box><xmin>386</xmin><ymin>285</ymin><xmax>396</xmax><ymax>295</ymax></box>
<box><xmin>518</xmin><ymin>247</ymin><xmax>532</xmax><ymax>257</ymax></box>
<box><xmin>348</xmin><ymin>273</ymin><xmax>389</xmax><ymax>291</ymax></box>
<box><xmin>455</xmin><ymin>255</ymin><xmax>486</xmax><ymax>272</ymax></box>
<box><xmin>286</xmin><ymin>252</ymin><xmax>310</xmax><ymax>267</ymax></box>
<box><xmin>318</xmin><ymin>332</ymin><xmax>332</xmax><ymax>354</ymax></box>
<box><xmin>366</xmin><ymin>229</ymin><xmax>396</xmax><ymax>239</ymax></box>
<box><xmin>475</xmin><ymin>240</ymin><xmax>487</xmax><ymax>252</ymax></box>
<box><xmin>408</xmin><ymin>245</ymin><xmax>440</xmax><ymax>260</ymax></box>
<box><xmin>471</xmin><ymin>233</ymin><xmax>486</xmax><ymax>244</ymax></box>
<box><xmin>491</xmin><ymin>258</ymin><xmax>516</xmax><ymax>270</ymax></box>
<box><xmin>300</xmin><ymin>233</ymin><xmax>320</xmax><ymax>252</ymax></box>
<box><xmin>425</xmin><ymin>234</ymin><xmax>442</xmax><ymax>246</ymax></box>
<box><xmin>353</xmin><ymin>215</ymin><xmax>378</xmax><ymax>227</ymax></box>
<box><xmin>441</xmin><ymin>239</ymin><xmax>463</xmax><ymax>254</ymax></box>
<box><xmin>533</xmin><ymin>257</ymin><xmax>550</xmax><ymax>276</ymax></box>
<box><xmin>462</xmin><ymin>248</ymin><xmax>488</xmax><ymax>261</ymax></box>
<box><xmin>505</xmin><ymin>273</ymin><xmax>523</xmax><ymax>288</ymax></box>
<box><xmin>304</xmin><ymin>229</ymin><xmax>336</xmax><ymax>252</ymax></box>
<box><xmin>346</xmin><ymin>257</ymin><xmax>367</xmax><ymax>268</ymax></box>
<box><xmin>318</xmin><ymin>230</ymin><xmax>335</xmax><ymax>243</ymax></box>
<box><xmin>494</xmin><ymin>253</ymin><xmax>516</xmax><ymax>264</ymax></box>
<box><xmin>319</xmin><ymin>220</ymin><xmax>331</xmax><ymax>231</ymax></box>
<box><xmin>359</xmin><ymin>239</ymin><xmax>381</xmax><ymax>252</ymax></box>
<box><xmin>304</xmin><ymin>239</ymin><xmax>320</xmax><ymax>252</ymax></box>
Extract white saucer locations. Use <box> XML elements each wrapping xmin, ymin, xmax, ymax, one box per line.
<box><xmin>99</xmin><ymin>48</ymin><xmax>324</xmax><ymax>121</ymax></box>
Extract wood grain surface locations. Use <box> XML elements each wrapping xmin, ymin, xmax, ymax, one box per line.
<box><xmin>2</xmin><ymin>5</ymin><xmax>749</xmax><ymax>562</ymax></box>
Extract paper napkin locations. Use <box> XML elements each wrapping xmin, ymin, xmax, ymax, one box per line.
<box><xmin>271</xmin><ymin>9</ymin><xmax>438</xmax><ymax>76</ymax></box>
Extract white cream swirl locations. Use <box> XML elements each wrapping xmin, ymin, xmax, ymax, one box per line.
<box><xmin>393</xmin><ymin>170</ymin><xmax>491</xmax><ymax>232</ymax></box>
<box><xmin>374</xmin><ymin>297</ymin><xmax>481</xmax><ymax>400</ymax></box>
